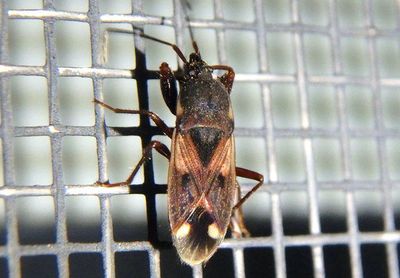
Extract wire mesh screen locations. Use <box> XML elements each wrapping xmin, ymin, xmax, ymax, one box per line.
<box><xmin>1</xmin><ymin>0</ymin><xmax>400</xmax><ymax>277</ymax></box>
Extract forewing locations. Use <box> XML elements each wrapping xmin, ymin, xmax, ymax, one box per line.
<box><xmin>205</xmin><ymin>136</ymin><xmax>236</xmax><ymax>232</ymax></box>
<box><xmin>167</xmin><ymin>131</ymin><xmax>236</xmax><ymax>265</ymax></box>
<box><xmin>167</xmin><ymin>132</ymin><xmax>202</xmax><ymax>231</ymax></box>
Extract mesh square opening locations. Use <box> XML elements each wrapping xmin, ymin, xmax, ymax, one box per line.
<box><xmin>281</xmin><ymin>191</ymin><xmax>309</xmax><ymax>235</ymax></box>
<box><xmin>313</xmin><ymin>138</ymin><xmax>343</xmax><ymax>182</ymax></box>
<box><xmin>21</xmin><ymin>255</ymin><xmax>58</xmax><ymax>278</ymax></box>
<box><xmin>270</xmin><ymin>84</ymin><xmax>301</xmax><ymax>129</ymax></box>
<box><xmin>10</xmin><ymin>76</ymin><xmax>48</xmax><ymax>127</ymax></box>
<box><xmin>303</xmin><ymin>34</ymin><xmax>333</xmax><ymax>75</ymax></box>
<box><xmin>299</xmin><ymin>0</ymin><xmax>329</xmax><ymax>26</ymax></box>
<box><xmin>105</xmin><ymin>136</ymin><xmax>143</xmax><ymax>184</ymax></box>
<box><xmin>8</xmin><ymin>0</ymin><xmax>42</xmax><ymax>9</ymax></box>
<box><xmin>350</xmin><ymin>139</ymin><xmax>380</xmax><ymax>181</ymax></box>
<box><xmin>275</xmin><ymin>139</ymin><xmax>306</xmax><ymax>182</ymax></box>
<box><xmin>371</xmin><ymin>0</ymin><xmax>398</xmax><ymax>30</ymax></box>
<box><xmin>58</xmin><ymin>77</ymin><xmax>95</xmax><ymax>126</ymax></box>
<box><xmin>115</xmin><ymin>251</ymin><xmax>150</xmax><ymax>278</ymax></box>
<box><xmin>143</xmin><ymin>25</ymin><xmax>177</xmax><ymax>71</ymax></box>
<box><xmin>62</xmin><ymin>136</ymin><xmax>98</xmax><ymax>185</ymax></box>
<box><xmin>266</xmin><ymin>32</ymin><xmax>296</xmax><ymax>74</ymax></box>
<box><xmin>340</xmin><ymin>37</ymin><xmax>370</xmax><ymax>77</ymax></box>
<box><xmin>69</xmin><ymin>253</ymin><xmax>103</xmax><ymax>278</ymax></box>
<box><xmin>0</xmin><ymin>198</ymin><xmax>5</xmax><ymax>245</ymax></box>
<box><xmin>14</xmin><ymin>136</ymin><xmax>53</xmax><ymax>186</ymax></box>
<box><xmin>100</xmin><ymin>23</ymin><xmax>136</xmax><ymax>70</ymax></box>
<box><xmin>319</xmin><ymin>190</ymin><xmax>347</xmax><ymax>233</ymax></box>
<box><xmin>376</xmin><ymin>38</ymin><xmax>400</xmax><ymax>78</ymax></box>
<box><xmin>0</xmin><ymin>257</ymin><xmax>8</xmax><ymax>278</ymax></box>
<box><xmin>8</xmin><ymin>19</ymin><xmax>45</xmax><ymax>66</ymax></box>
<box><xmin>111</xmin><ymin>194</ymin><xmax>147</xmax><ymax>242</ymax></box>
<box><xmin>225</xmin><ymin>30</ymin><xmax>259</xmax><ymax>73</ymax></box>
<box><xmin>355</xmin><ymin>190</ymin><xmax>384</xmax><ymax>232</ymax></box>
<box><xmin>263</xmin><ymin>0</ymin><xmax>291</xmax><ymax>24</ymax></box>
<box><xmin>361</xmin><ymin>244</ymin><xmax>389</xmax><ymax>278</ymax></box>
<box><xmin>308</xmin><ymin>85</ymin><xmax>338</xmax><ymax>129</ymax></box>
<box><xmin>55</xmin><ymin>21</ymin><xmax>91</xmax><ymax>67</ymax></box>
<box><xmin>386</xmin><ymin>139</ymin><xmax>400</xmax><ymax>181</ymax></box>
<box><xmin>285</xmin><ymin>246</ymin><xmax>313</xmax><ymax>278</ymax></box>
<box><xmin>345</xmin><ymin>85</ymin><xmax>374</xmax><ymax>129</ymax></box>
<box><xmin>222</xmin><ymin>0</ymin><xmax>255</xmax><ymax>23</ymax></box>
<box><xmin>203</xmin><ymin>249</ymin><xmax>234</xmax><ymax>277</ymax></box>
<box><xmin>66</xmin><ymin>196</ymin><xmax>101</xmax><ymax>243</ymax></box>
<box><xmin>143</xmin><ymin>0</ymin><xmax>173</xmax><ymax>17</ymax></box>
<box><xmin>337</xmin><ymin>0</ymin><xmax>365</xmax><ymax>28</ymax></box>
<box><xmin>382</xmin><ymin>87</ymin><xmax>400</xmax><ymax>130</ymax></box>
<box><xmin>323</xmin><ymin>245</ymin><xmax>351</xmax><ymax>278</ymax></box>
<box><xmin>99</xmin><ymin>0</ymin><xmax>132</xmax><ymax>14</ymax></box>
<box><xmin>241</xmin><ymin>192</ymin><xmax>272</xmax><ymax>237</ymax></box>
<box><xmin>231</xmin><ymin>82</ymin><xmax>264</xmax><ymax>128</ymax></box>
<box><xmin>16</xmin><ymin>196</ymin><xmax>56</xmax><ymax>245</ymax></box>
<box><xmin>101</xmin><ymin>78</ymin><xmax>140</xmax><ymax>127</ymax></box>
<box><xmin>244</xmin><ymin>247</ymin><xmax>275</xmax><ymax>278</ymax></box>
<box><xmin>160</xmin><ymin>249</ymin><xmax>192</xmax><ymax>277</ymax></box>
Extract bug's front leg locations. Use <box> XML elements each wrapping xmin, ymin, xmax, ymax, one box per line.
<box><xmin>96</xmin><ymin>140</ymin><xmax>170</xmax><ymax>187</ymax></box>
<box><xmin>159</xmin><ymin>62</ymin><xmax>178</xmax><ymax>115</ymax></box>
<box><xmin>230</xmin><ymin>167</ymin><xmax>264</xmax><ymax>238</ymax></box>
<box><xmin>210</xmin><ymin>65</ymin><xmax>235</xmax><ymax>94</ymax></box>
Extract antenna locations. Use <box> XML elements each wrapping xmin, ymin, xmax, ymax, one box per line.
<box><xmin>181</xmin><ymin>0</ymin><xmax>200</xmax><ymax>54</ymax></box>
<box><xmin>102</xmin><ymin>1</ymin><xmax>201</xmax><ymax>64</ymax></box>
<box><xmin>102</xmin><ymin>26</ymin><xmax>188</xmax><ymax>64</ymax></box>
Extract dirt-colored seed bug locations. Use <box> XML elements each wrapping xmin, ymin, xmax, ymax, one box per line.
<box><xmin>95</xmin><ymin>9</ymin><xmax>264</xmax><ymax>266</ymax></box>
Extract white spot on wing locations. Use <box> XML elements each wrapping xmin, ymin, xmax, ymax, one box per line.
<box><xmin>175</xmin><ymin>222</ymin><xmax>191</xmax><ymax>239</ymax></box>
<box><xmin>207</xmin><ymin>223</ymin><xmax>222</xmax><ymax>239</ymax></box>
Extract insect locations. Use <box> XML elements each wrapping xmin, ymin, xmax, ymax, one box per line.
<box><xmin>95</xmin><ymin>13</ymin><xmax>264</xmax><ymax>266</ymax></box>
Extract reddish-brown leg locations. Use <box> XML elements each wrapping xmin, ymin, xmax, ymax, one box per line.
<box><xmin>230</xmin><ymin>167</ymin><xmax>264</xmax><ymax>237</ymax></box>
<box><xmin>94</xmin><ymin>99</ymin><xmax>173</xmax><ymax>138</ymax></box>
<box><xmin>159</xmin><ymin>62</ymin><xmax>178</xmax><ymax>115</ymax></box>
<box><xmin>96</xmin><ymin>140</ymin><xmax>170</xmax><ymax>187</ymax></box>
<box><xmin>94</xmin><ymin>99</ymin><xmax>172</xmax><ymax>187</ymax></box>
<box><xmin>210</xmin><ymin>65</ymin><xmax>235</xmax><ymax>94</ymax></box>
<box><xmin>234</xmin><ymin>167</ymin><xmax>264</xmax><ymax>210</ymax></box>
<box><xmin>230</xmin><ymin>182</ymin><xmax>251</xmax><ymax>238</ymax></box>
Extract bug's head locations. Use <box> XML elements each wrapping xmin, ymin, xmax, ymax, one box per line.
<box><xmin>184</xmin><ymin>52</ymin><xmax>211</xmax><ymax>79</ymax></box>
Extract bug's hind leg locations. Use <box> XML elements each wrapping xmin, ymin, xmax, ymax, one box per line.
<box><xmin>230</xmin><ymin>167</ymin><xmax>264</xmax><ymax>238</ymax></box>
<box><xmin>96</xmin><ymin>140</ymin><xmax>170</xmax><ymax>187</ymax></box>
<box><xmin>230</xmin><ymin>183</ymin><xmax>251</xmax><ymax>238</ymax></box>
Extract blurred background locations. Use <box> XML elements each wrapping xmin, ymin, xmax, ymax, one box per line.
<box><xmin>1</xmin><ymin>0</ymin><xmax>400</xmax><ymax>277</ymax></box>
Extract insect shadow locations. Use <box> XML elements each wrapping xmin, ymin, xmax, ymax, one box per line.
<box><xmin>99</xmin><ymin>43</ymin><xmax>171</xmax><ymax>250</ymax></box>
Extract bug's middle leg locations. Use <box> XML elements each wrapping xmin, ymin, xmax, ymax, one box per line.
<box><xmin>96</xmin><ymin>140</ymin><xmax>170</xmax><ymax>187</ymax></box>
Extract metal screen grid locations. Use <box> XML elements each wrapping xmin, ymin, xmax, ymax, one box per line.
<box><xmin>1</xmin><ymin>0</ymin><xmax>400</xmax><ymax>277</ymax></box>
